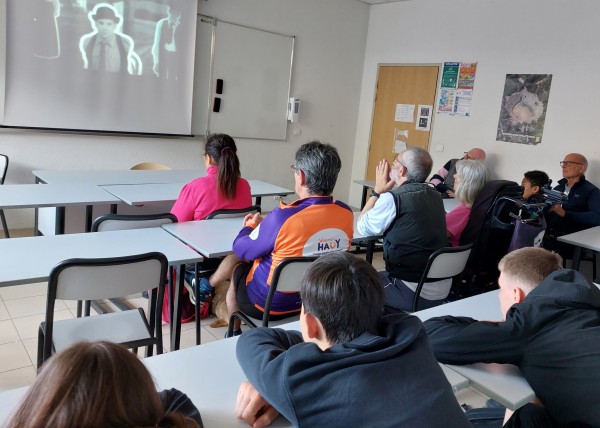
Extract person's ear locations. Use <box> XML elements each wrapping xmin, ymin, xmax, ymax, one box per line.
<box><xmin>532</xmin><ymin>185</ymin><xmax>540</xmax><ymax>195</ymax></box>
<box><xmin>298</xmin><ymin>168</ymin><xmax>307</xmax><ymax>186</ymax></box>
<box><xmin>303</xmin><ymin>312</ymin><xmax>321</xmax><ymax>340</ymax></box>
<box><xmin>513</xmin><ymin>287</ymin><xmax>526</xmax><ymax>304</ymax></box>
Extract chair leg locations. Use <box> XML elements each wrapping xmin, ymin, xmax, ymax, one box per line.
<box><xmin>0</xmin><ymin>210</ymin><xmax>9</xmax><ymax>239</ymax></box>
<box><xmin>195</xmin><ymin>263</ymin><xmax>201</xmax><ymax>345</ymax></box>
<box><xmin>37</xmin><ymin>324</ymin><xmax>45</xmax><ymax>370</ymax></box>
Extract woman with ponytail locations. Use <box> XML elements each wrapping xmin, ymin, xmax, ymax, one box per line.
<box><xmin>6</xmin><ymin>341</ymin><xmax>202</xmax><ymax>428</ymax></box>
<box><xmin>171</xmin><ymin>133</ymin><xmax>252</xmax><ymax>222</ymax></box>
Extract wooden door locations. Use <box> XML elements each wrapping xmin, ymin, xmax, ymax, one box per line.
<box><xmin>365</xmin><ymin>65</ymin><xmax>440</xmax><ymax>180</ymax></box>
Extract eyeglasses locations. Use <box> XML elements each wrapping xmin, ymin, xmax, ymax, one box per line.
<box><xmin>560</xmin><ymin>161</ymin><xmax>583</xmax><ymax>167</ymax></box>
<box><xmin>290</xmin><ymin>164</ymin><xmax>299</xmax><ymax>174</ymax></box>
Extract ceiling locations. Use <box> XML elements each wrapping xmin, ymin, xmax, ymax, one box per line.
<box><xmin>357</xmin><ymin>0</ymin><xmax>410</xmax><ymax>4</ymax></box>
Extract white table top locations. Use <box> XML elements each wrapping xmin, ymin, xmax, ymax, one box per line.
<box><xmin>414</xmin><ymin>291</ymin><xmax>535</xmax><ymax>410</ymax></box>
<box><xmin>0</xmin><ymin>228</ymin><xmax>202</xmax><ymax>287</ymax></box>
<box><xmin>0</xmin><ymin>184</ymin><xmax>120</xmax><ymax>209</ymax></box>
<box><xmin>162</xmin><ymin>218</ymin><xmax>245</xmax><ymax>258</ymax></box>
<box><xmin>33</xmin><ymin>169</ymin><xmax>203</xmax><ymax>185</ymax></box>
<box><xmin>163</xmin><ymin>213</ymin><xmax>371</xmax><ymax>258</ymax></box>
<box><xmin>0</xmin><ymin>324</ymin><xmax>468</xmax><ymax>427</ymax></box>
<box><xmin>101</xmin><ymin>180</ymin><xmax>295</xmax><ymax>206</ymax></box>
<box><xmin>557</xmin><ymin>226</ymin><xmax>600</xmax><ymax>252</ymax></box>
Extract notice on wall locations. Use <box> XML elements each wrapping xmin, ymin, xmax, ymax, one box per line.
<box><xmin>437</xmin><ymin>62</ymin><xmax>477</xmax><ymax>116</ymax></box>
<box><xmin>393</xmin><ymin>129</ymin><xmax>408</xmax><ymax>152</ymax></box>
<box><xmin>416</xmin><ymin>105</ymin><xmax>432</xmax><ymax>131</ymax></box>
<box><xmin>394</xmin><ymin>104</ymin><xmax>415</xmax><ymax>122</ymax></box>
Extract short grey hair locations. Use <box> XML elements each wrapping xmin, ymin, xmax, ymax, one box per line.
<box><xmin>400</xmin><ymin>147</ymin><xmax>433</xmax><ymax>183</ymax></box>
<box><xmin>295</xmin><ymin>140</ymin><xmax>341</xmax><ymax>195</ymax></box>
<box><xmin>454</xmin><ymin>160</ymin><xmax>489</xmax><ymax>208</ymax></box>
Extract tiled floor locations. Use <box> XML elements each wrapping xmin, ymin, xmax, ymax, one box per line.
<box><xmin>0</xmin><ymin>231</ymin><xmax>493</xmax><ymax>409</ymax></box>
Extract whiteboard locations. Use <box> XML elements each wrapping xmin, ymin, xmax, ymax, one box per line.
<box><xmin>192</xmin><ymin>17</ymin><xmax>294</xmax><ymax>140</ymax></box>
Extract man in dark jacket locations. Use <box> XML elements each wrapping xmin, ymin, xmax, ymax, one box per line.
<box><xmin>356</xmin><ymin>147</ymin><xmax>449</xmax><ymax>312</ymax></box>
<box><xmin>544</xmin><ymin>153</ymin><xmax>600</xmax><ymax>257</ymax></box>
<box><xmin>424</xmin><ymin>247</ymin><xmax>600</xmax><ymax>427</ymax></box>
<box><xmin>235</xmin><ymin>252</ymin><xmax>471</xmax><ymax>428</ymax></box>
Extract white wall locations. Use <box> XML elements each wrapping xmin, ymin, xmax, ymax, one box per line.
<box><xmin>351</xmin><ymin>0</ymin><xmax>600</xmax><ymax>207</ymax></box>
<box><xmin>0</xmin><ymin>0</ymin><xmax>369</xmax><ymax>228</ymax></box>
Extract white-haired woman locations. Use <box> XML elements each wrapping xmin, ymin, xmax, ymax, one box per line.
<box><xmin>446</xmin><ymin>160</ymin><xmax>489</xmax><ymax>246</ymax></box>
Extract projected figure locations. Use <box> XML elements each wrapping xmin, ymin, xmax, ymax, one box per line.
<box><xmin>29</xmin><ymin>0</ymin><xmax>61</xmax><ymax>59</ymax></box>
<box><xmin>152</xmin><ymin>4</ymin><xmax>183</xmax><ymax>79</ymax></box>
<box><xmin>79</xmin><ymin>3</ymin><xmax>142</xmax><ymax>75</ymax></box>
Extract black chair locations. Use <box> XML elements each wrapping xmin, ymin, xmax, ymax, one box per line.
<box><xmin>0</xmin><ymin>154</ymin><xmax>9</xmax><ymax>238</ymax></box>
<box><xmin>412</xmin><ymin>244</ymin><xmax>473</xmax><ymax>312</ymax></box>
<box><xmin>459</xmin><ymin>180</ymin><xmax>522</xmax><ymax>296</ymax></box>
<box><xmin>37</xmin><ymin>252</ymin><xmax>168</xmax><ymax>368</ymax></box>
<box><xmin>227</xmin><ymin>256</ymin><xmax>317</xmax><ymax>337</ymax></box>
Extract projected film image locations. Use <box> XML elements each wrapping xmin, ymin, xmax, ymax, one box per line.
<box><xmin>6</xmin><ymin>0</ymin><xmax>198</xmax><ymax>134</ymax></box>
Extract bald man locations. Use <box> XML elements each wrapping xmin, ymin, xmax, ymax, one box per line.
<box><xmin>430</xmin><ymin>148</ymin><xmax>486</xmax><ymax>198</ymax></box>
<box><xmin>544</xmin><ymin>153</ymin><xmax>600</xmax><ymax>257</ymax></box>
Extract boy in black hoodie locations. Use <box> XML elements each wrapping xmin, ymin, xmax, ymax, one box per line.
<box><xmin>235</xmin><ymin>252</ymin><xmax>471</xmax><ymax>428</ymax></box>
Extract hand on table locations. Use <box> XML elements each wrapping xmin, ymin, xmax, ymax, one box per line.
<box><xmin>446</xmin><ymin>190</ymin><xmax>455</xmax><ymax>198</ymax></box>
<box><xmin>236</xmin><ymin>381</ymin><xmax>280</xmax><ymax>428</ymax></box>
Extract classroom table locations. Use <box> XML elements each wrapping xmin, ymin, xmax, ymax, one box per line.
<box><xmin>100</xmin><ymin>180</ymin><xmax>294</xmax><ymax>209</ymax></box>
<box><xmin>556</xmin><ymin>226</ymin><xmax>600</xmax><ymax>270</ymax></box>
<box><xmin>414</xmin><ymin>291</ymin><xmax>536</xmax><ymax>410</ymax></box>
<box><xmin>161</xmin><ymin>212</ymin><xmax>377</xmax><ymax>260</ymax></box>
<box><xmin>0</xmin><ymin>320</ymin><xmax>469</xmax><ymax>428</ymax></box>
<box><xmin>0</xmin><ymin>183</ymin><xmax>120</xmax><ymax>234</ymax></box>
<box><xmin>353</xmin><ymin>179</ymin><xmax>459</xmax><ymax>212</ymax></box>
<box><xmin>0</xmin><ymin>228</ymin><xmax>202</xmax><ymax>351</ymax></box>
<box><xmin>33</xmin><ymin>169</ymin><xmax>203</xmax><ymax>185</ymax></box>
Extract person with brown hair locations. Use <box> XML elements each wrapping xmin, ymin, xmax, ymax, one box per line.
<box><xmin>171</xmin><ymin>133</ymin><xmax>252</xmax><ymax>222</ymax></box>
<box><xmin>6</xmin><ymin>341</ymin><xmax>202</xmax><ymax>428</ymax></box>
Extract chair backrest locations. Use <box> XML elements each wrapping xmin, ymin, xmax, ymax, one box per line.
<box><xmin>92</xmin><ymin>213</ymin><xmax>177</xmax><ymax>232</ymax></box>
<box><xmin>459</xmin><ymin>180</ymin><xmax>522</xmax><ymax>289</ymax></box>
<box><xmin>412</xmin><ymin>243</ymin><xmax>473</xmax><ymax>312</ymax></box>
<box><xmin>43</xmin><ymin>252</ymin><xmax>168</xmax><ymax>363</ymax></box>
<box><xmin>262</xmin><ymin>256</ymin><xmax>317</xmax><ymax>326</ymax></box>
<box><xmin>0</xmin><ymin>154</ymin><xmax>8</xmax><ymax>184</ymax></box>
<box><xmin>206</xmin><ymin>205</ymin><xmax>261</xmax><ymax>220</ymax></box>
<box><xmin>130</xmin><ymin>162</ymin><xmax>172</xmax><ymax>170</ymax></box>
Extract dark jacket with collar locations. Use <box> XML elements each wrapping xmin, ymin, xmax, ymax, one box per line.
<box><xmin>546</xmin><ymin>175</ymin><xmax>600</xmax><ymax>234</ymax></box>
<box><xmin>384</xmin><ymin>182</ymin><xmax>448</xmax><ymax>282</ymax></box>
<box><xmin>237</xmin><ymin>314</ymin><xmax>471</xmax><ymax>428</ymax></box>
<box><xmin>424</xmin><ymin>270</ymin><xmax>600</xmax><ymax>427</ymax></box>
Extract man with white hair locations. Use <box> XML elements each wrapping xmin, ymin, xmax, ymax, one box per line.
<box><xmin>430</xmin><ymin>147</ymin><xmax>486</xmax><ymax>198</ymax></box>
<box><xmin>424</xmin><ymin>247</ymin><xmax>600</xmax><ymax>427</ymax></box>
<box><xmin>357</xmin><ymin>147</ymin><xmax>449</xmax><ymax>312</ymax></box>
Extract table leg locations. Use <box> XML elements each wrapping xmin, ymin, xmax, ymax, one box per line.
<box><xmin>571</xmin><ymin>246</ymin><xmax>582</xmax><ymax>271</ymax></box>
<box><xmin>171</xmin><ymin>265</ymin><xmax>185</xmax><ymax>351</ymax></box>
<box><xmin>195</xmin><ymin>262</ymin><xmax>201</xmax><ymax>346</ymax></box>
<box><xmin>85</xmin><ymin>205</ymin><xmax>93</xmax><ymax>232</ymax></box>
<box><xmin>366</xmin><ymin>240</ymin><xmax>375</xmax><ymax>264</ymax></box>
<box><xmin>55</xmin><ymin>207</ymin><xmax>66</xmax><ymax>235</ymax></box>
<box><xmin>255</xmin><ymin>196</ymin><xmax>262</xmax><ymax>209</ymax></box>
<box><xmin>360</xmin><ymin>185</ymin><xmax>369</xmax><ymax>210</ymax></box>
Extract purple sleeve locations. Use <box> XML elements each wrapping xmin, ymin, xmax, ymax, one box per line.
<box><xmin>232</xmin><ymin>210</ymin><xmax>285</xmax><ymax>261</ymax></box>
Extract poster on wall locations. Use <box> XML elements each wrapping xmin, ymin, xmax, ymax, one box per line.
<box><xmin>496</xmin><ymin>74</ymin><xmax>552</xmax><ymax>145</ymax></box>
<box><xmin>437</xmin><ymin>62</ymin><xmax>477</xmax><ymax>116</ymax></box>
<box><xmin>416</xmin><ymin>105</ymin><xmax>432</xmax><ymax>131</ymax></box>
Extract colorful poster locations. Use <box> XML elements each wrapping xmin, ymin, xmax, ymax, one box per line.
<box><xmin>441</xmin><ymin>62</ymin><xmax>460</xmax><ymax>88</ymax></box>
<box><xmin>496</xmin><ymin>74</ymin><xmax>552</xmax><ymax>145</ymax></box>
<box><xmin>437</xmin><ymin>62</ymin><xmax>477</xmax><ymax>116</ymax></box>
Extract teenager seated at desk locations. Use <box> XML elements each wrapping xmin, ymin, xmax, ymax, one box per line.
<box><xmin>171</xmin><ymin>133</ymin><xmax>252</xmax><ymax>222</ymax></box>
<box><xmin>445</xmin><ymin>159</ymin><xmax>489</xmax><ymax>246</ymax></box>
<box><xmin>234</xmin><ymin>252</ymin><xmax>471</xmax><ymax>427</ymax></box>
<box><xmin>6</xmin><ymin>341</ymin><xmax>202</xmax><ymax>428</ymax></box>
<box><xmin>193</xmin><ymin>141</ymin><xmax>353</xmax><ymax>335</ymax></box>
<box><xmin>424</xmin><ymin>247</ymin><xmax>600</xmax><ymax>427</ymax></box>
